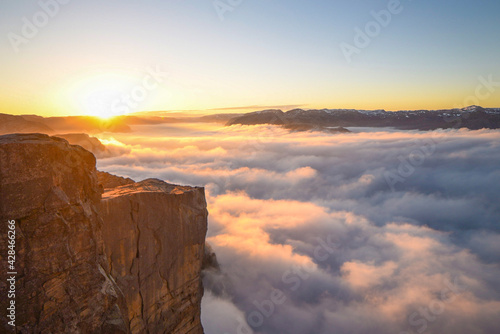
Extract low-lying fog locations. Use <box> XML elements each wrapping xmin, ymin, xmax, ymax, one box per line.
<box><xmin>95</xmin><ymin>123</ymin><xmax>500</xmax><ymax>334</ymax></box>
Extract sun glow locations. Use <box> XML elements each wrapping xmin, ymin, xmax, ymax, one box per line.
<box><xmin>64</xmin><ymin>70</ymin><xmax>142</xmax><ymax>119</ymax></box>
<box><xmin>82</xmin><ymin>89</ymin><xmax>123</xmax><ymax>119</ymax></box>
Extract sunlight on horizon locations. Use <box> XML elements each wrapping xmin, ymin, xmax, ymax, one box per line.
<box><xmin>1</xmin><ymin>1</ymin><xmax>499</xmax><ymax>117</ymax></box>
<box><xmin>62</xmin><ymin>70</ymin><xmax>146</xmax><ymax>118</ymax></box>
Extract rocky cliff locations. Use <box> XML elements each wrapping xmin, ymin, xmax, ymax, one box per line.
<box><xmin>0</xmin><ymin>134</ymin><xmax>207</xmax><ymax>333</ymax></box>
<box><xmin>100</xmin><ymin>179</ymin><xmax>207</xmax><ymax>334</ymax></box>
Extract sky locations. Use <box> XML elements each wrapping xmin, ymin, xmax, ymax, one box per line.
<box><xmin>1</xmin><ymin>0</ymin><xmax>499</xmax><ymax>116</ymax></box>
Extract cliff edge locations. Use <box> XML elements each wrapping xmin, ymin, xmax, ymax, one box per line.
<box><xmin>0</xmin><ymin>134</ymin><xmax>207</xmax><ymax>333</ymax></box>
<box><xmin>101</xmin><ymin>179</ymin><xmax>207</xmax><ymax>334</ymax></box>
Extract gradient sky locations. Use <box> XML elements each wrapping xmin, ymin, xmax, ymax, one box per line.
<box><xmin>1</xmin><ymin>0</ymin><xmax>499</xmax><ymax>116</ymax></box>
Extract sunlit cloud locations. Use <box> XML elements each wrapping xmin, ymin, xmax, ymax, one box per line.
<box><xmin>93</xmin><ymin>123</ymin><xmax>500</xmax><ymax>334</ymax></box>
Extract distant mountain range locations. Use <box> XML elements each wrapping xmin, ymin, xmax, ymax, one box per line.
<box><xmin>224</xmin><ymin>105</ymin><xmax>500</xmax><ymax>131</ymax></box>
<box><xmin>2</xmin><ymin>105</ymin><xmax>499</xmax><ymax>136</ymax></box>
<box><xmin>0</xmin><ymin>113</ymin><xmax>132</xmax><ymax>135</ymax></box>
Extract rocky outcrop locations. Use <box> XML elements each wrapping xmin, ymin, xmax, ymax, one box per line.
<box><xmin>0</xmin><ymin>134</ymin><xmax>208</xmax><ymax>333</ymax></box>
<box><xmin>97</xmin><ymin>171</ymin><xmax>135</xmax><ymax>190</ymax></box>
<box><xmin>0</xmin><ymin>134</ymin><xmax>124</xmax><ymax>333</ymax></box>
<box><xmin>55</xmin><ymin>133</ymin><xmax>109</xmax><ymax>158</ymax></box>
<box><xmin>55</xmin><ymin>133</ymin><xmax>130</xmax><ymax>159</ymax></box>
<box><xmin>100</xmin><ymin>179</ymin><xmax>208</xmax><ymax>334</ymax></box>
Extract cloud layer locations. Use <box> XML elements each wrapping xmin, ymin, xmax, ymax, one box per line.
<box><xmin>96</xmin><ymin>123</ymin><xmax>500</xmax><ymax>334</ymax></box>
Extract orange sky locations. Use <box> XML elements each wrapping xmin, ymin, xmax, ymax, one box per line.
<box><xmin>1</xmin><ymin>1</ymin><xmax>499</xmax><ymax>117</ymax></box>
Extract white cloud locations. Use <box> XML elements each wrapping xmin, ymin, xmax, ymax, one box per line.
<box><xmin>95</xmin><ymin>123</ymin><xmax>500</xmax><ymax>334</ymax></box>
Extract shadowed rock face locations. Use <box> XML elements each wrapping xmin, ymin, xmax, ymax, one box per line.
<box><xmin>0</xmin><ymin>134</ymin><xmax>208</xmax><ymax>333</ymax></box>
<box><xmin>55</xmin><ymin>133</ymin><xmax>108</xmax><ymax>158</ymax></box>
<box><xmin>0</xmin><ymin>134</ymin><xmax>125</xmax><ymax>333</ymax></box>
<box><xmin>100</xmin><ymin>179</ymin><xmax>208</xmax><ymax>334</ymax></box>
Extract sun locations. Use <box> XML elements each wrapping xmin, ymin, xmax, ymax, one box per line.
<box><xmin>65</xmin><ymin>70</ymin><xmax>142</xmax><ymax>119</ymax></box>
<box><xmin>82</xmin><ymin>89</ymin><xmax>124</xmax><ymax>119</ymax></box>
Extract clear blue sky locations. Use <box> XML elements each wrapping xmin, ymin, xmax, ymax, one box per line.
<box><xmin>0</xmin><ymin>0</ymin><xmax>499</xmax><ymax>116</ymax></box>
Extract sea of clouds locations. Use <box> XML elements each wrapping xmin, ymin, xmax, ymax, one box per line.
<box><xmin>96</xmin><ymin>123</ymin><xmax>500</xmax><ymax>334</ymax></box>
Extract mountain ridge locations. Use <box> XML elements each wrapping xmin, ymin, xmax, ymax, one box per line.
<box><xmin>225</xmin><ymin>105</ymin><xmax>500</xmax><ymax>130</ymax></box>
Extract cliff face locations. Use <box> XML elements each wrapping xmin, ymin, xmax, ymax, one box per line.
<box><xmin>55</xmin><ymin>133</ymin><xmax>109</xmax><ymax>158</ymax></box>
<box><xmin>0</xmin><ymin>134</ymin><xmax>207</xmax><ymax>333</ymax></box>
<box><xmin>0</xmin><ymin>134</ymin><xmax>124</xmax><ymax>333</ymax></box>
<box><xmin>101</xmin><ymin>179</ymin><xmax>207</xmax><ymax>334</ymax></box>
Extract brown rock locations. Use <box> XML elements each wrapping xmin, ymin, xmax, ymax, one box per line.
<box><xmin>97</xmin><ymin>171</ymin><xmax>135</xmax><ymax>190</ymax></box>
<box><xmin>55</xmin><ymin>133</ymin><xmax>108</xmax><ymax>158</ymax></box>
<box><xmin>0</xmin><ymin>134</ymin><xmax>208</xmax><ymax>333</ymax></box>
<box><xmin>101</xmin><ymin>179</ymin><xmax>208</xmax><ymax>334</ymax></box>
<box><xmin>0</xmin><ymin>133</ymin><xmax>126</xmax><ymax>333</ymax></box>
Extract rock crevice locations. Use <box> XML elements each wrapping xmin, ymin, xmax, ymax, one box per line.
<box><xmin>0</xmin><ymin>134</ymin><xmax>207</xmax><ymax>334</ymax></box>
